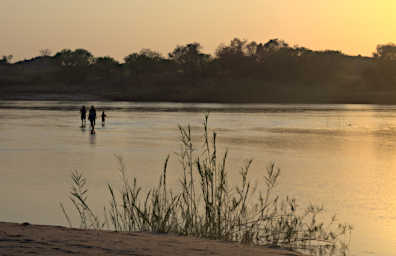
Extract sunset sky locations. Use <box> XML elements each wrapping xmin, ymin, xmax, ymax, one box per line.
<box><xmin>1</xmin><ymin>0</ymin><xmax>396</xmax><ymax>61</ymax></box>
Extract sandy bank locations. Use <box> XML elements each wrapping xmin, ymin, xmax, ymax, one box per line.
<box><xmin>0</xmin><ymin>222</ymin><xmax>303</xmax><ymax>256</ymax></box>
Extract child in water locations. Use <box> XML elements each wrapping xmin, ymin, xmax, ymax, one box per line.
<box><xmin>101</xmin><ymin>110</ymin><xmax>107</xmax><ymax>127</ymax></box>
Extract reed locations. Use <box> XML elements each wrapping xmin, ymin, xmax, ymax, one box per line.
<box><xmin>62</xmin><ymin>114</ymin><xmax>352</xmax><ymax>255</ymax></box>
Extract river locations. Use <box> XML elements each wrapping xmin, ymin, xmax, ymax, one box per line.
<box><xmin>0</xmin><ymin>101</ymin><xmax>395</xmax><ymax>256</ymax></box>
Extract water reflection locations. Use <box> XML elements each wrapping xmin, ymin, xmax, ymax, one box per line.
<box><xmin>1</xmin><ymin>101</ymin><xmax>396</xmax><ymax>256</ymax></box>
<box><xmin>89</xmin><ymin>134</ymin><xmax>96</xmax><ymax>145</ymax></box>
<box><xmin>3</xmin><ymin>100</ymin><xmax>396</xmax><ymax>113</ymax></box>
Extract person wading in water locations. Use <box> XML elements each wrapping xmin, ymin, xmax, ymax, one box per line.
<box><xmin>101</xmin><ymin>110</ymin><xmax>107</xmax><ymax>127</ymax></box>
<box><xmin>80</xmin><ymin>106</ymin><xmax>87</xmax><ymax>127</ymax></box>
<box><xmin>88</xmin><ymin>105</ymin><xmax>97</xmax><ymax>134</ymax></box>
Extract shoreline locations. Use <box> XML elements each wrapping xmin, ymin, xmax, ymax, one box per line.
<box><xmin>0</xmin><ymin>221</ymin><xmax>303</xmax><ymax>256</ymax></box>
<box><xmin>0</xmin><ymin>94</ymin><xmax>384</xmax><ymax>105</ymax></box>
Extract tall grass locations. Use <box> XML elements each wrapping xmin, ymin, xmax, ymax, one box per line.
<box><xmin>62</xmin><ymin>114</ymin><xmax>352</xmax><ymax>255</ymax></box>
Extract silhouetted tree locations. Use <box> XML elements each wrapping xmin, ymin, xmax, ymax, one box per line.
<box><xmin>0</xmin><ymin>55</ymin><xmax>13</xmax><ymax>65</ymax></box>
<box><xmin>169</xmin><ymin>43</ymin><xmax>210</xmax><ymax>79</ymax></box>
<box><xmin>246</xmin><ymin>41</ymin><xmax>258</xmax><ymax>57</ymax></box>
<box><xmin>215</xmin><ymin>38</ymin><xmax>256</xmax><ymax>77</ymax></box>
<box><xmin>253</xmin><ymin>39</ymin><xmax>289</xmax><ymax>62</ymax></box>
<box><xmin>374</xmin><ymin>43</ymin><xmax>396</xmax><ymax>60</ymax></box>
<box><xmin>53</xmin><ymin>48</ymin><xmax>94</xmax><ymax>67</ymax></box>
<box><xmin>216</xmin><ymin>38</ymin><xmax>247</xmax><ymax>58</ymax></box>
<box><xmin>40</xmin><ymin>49</ymin><xmax>52</xmax><ymax>57</ymax></box>
<box><xmin>53</xmin><ymin>48</ymin><xmax>94</xmax><ymax>82</ymax></box>
<box><xmin>124</xmin><ymin>49</ymin><xmax>165</xmax><ymax>84</ymax></box>
<box><xmin>370</xmin><ymin>43</ymin><xmax>396</xmax><ymax>88</ymax></box>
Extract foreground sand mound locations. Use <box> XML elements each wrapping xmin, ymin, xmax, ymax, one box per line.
<box><xmin>0</xmin><ymin>222</ymin><xmax>303</xmax><ymax>256</ymax></box>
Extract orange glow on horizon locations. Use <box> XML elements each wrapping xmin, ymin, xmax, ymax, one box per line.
<box><xmin>1</xmin><ymin>0</ymin><xmax>396</xmax><ymax>61</ymax></box>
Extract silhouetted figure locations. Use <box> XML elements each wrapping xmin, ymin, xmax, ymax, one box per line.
<box><xmin>101</xmin><ymin>110</ymin><xmax>107</xmax><ymax>127</ymax></box>
<box><xmin>80</xmin><ymin>106</ymin><xmax>87</xmax><ymax>127</ymax></box>
<box><xmin>88</xmin><ymin>105</ymin><xmax>96</xmax><ymax>134</ymax></box>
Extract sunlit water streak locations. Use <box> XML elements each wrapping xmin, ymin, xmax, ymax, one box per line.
<box><xmin>1</xmin><ymin>101</ymin><xmax>396</xmax><ymax>256</ymax></box>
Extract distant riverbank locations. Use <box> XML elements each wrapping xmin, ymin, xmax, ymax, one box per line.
<box><xmin>3</xmin><ymin>40</ymin><xmax>396</xmax><ymax>104</ymax></box>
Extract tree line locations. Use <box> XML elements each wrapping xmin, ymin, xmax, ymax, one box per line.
<box><xmin>1</xmin><ymin>38</ymin><xmax>396</xmax><ymax>103</ymax></box>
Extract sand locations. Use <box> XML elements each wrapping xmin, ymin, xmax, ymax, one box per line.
<box><xmin>0</xmin><ymin>222</ymin><xmax>303</xmax><ymax>256</ymax></box>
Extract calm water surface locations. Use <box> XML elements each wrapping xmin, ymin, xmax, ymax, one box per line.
<box><xmin>1</xmin><ymin>101</ymin><xmax>396</xmax><ymax>256</ymax></box>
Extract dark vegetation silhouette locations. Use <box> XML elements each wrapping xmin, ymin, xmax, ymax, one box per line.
<box><xmin>1</xmin><ymin>38</ymin><xmax>396</xmax><ymax>103</ymax></box>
